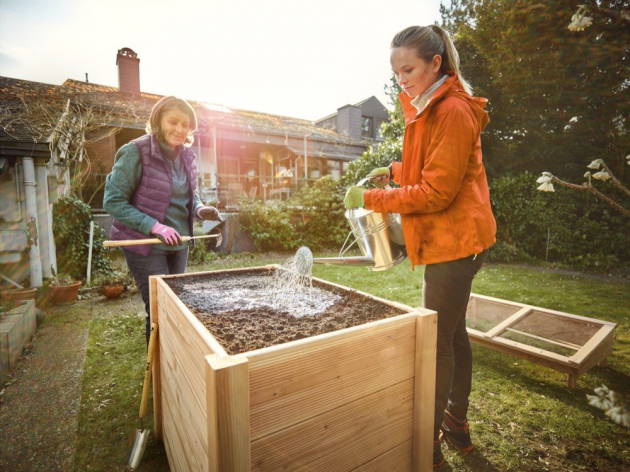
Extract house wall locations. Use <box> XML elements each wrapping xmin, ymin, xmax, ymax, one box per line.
<box><xmin>336</xmin><ymin>105</ymin><xmax>363</xmax><ymax>139</ymax></box>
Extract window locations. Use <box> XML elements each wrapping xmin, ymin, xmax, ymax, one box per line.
<box><xmin>327</xmin><ymin>160</ymin><xmax>341</xmax><ymax>180</ymax></box>
<box><xmin>361</xmin><ymin>116</ymin><xmax>373</xmax><ymax>138</ymax></box>
<box><xmin>375</xmin><ymin>120</ymin><xmax>383</xmax><ymax>140</ymax></box>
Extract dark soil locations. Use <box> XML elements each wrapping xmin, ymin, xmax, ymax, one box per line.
<box><xmin>165</xmin><ymin>270</ymin><xmax>406</xmax><ymax>354</ymax></box>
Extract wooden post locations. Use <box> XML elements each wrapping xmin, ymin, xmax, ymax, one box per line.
<box><xmin>206</xmin><ymin>354</ymin><xmax>250</xmax><ymax>472</ymax></box>
<box><xmin>150</xmin><ymin>275</ymin><xmax>163</xmax><ymax>441</ymax></box>
<box><xmin>412</xmin><ymin>310</ymin><xmax>437</xmax><ymax>472</ymax></box>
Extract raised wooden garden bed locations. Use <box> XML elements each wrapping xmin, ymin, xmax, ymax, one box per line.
<box><xmin>1</xmin><ymin>299</ymin><xmax>36</xmax><ymax>384</ymax></box>
<box><xmin>466</xmin><ymin>293</ymin><xmax>617</xmax><ymax>388</ymax></box>
<box><xmin>149</xmin><ymin>265</ymin><xmax>438</xmax><ymax>472</ymax></box>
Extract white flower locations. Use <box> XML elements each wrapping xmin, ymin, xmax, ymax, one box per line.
<box><xmin>537</xmin><ymin>182</ymin><xmax>555</xmax><ymax>192</ymax></box>
<box><xmin>608</xmin><ymin>390</ymin><xmax>623</xmax><ymax>405</ymax></box>
<box><xmin>626</xmin><ymin>155</ymin><xmax>630</xmax><ymax>165</ymax></box>
<box><xmin>568</xmin><ymin>11</ymin><xmax>593</xmax><ymax>31</ymax></box>
<box><xmin>595</xmin><ymin>385</ymin><xmax>610</xmax><ymax>396</ymax></box>
<box><xmin>537</xmin><ymin>172</ymin><xmax>553</xmax><ymax>184</ymax></box>
<box><xmin>587</xmin><ymin>159</ymin><xmax>603</xmax><ymax>170</ymax></box>
<box><xmin>592</xmin><ymin>171</ymin><xmax>611</xmax><ymax>181</ymax></box>
<box><xmin>584</xmin><ymin>171</ymin><xmax>591</xmax><ymax>178</ymax></box>
<box><xmin>605</xmin><ymin>406</ymin><xmax>630</xmax><ymax>428</ymax></box>
<box><xmin>587</xmin><ymin>393</ymin><xmax>613</xmax><ymax>410</ymax></box>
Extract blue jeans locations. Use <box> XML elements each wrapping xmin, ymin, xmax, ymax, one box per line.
<box><xmin>124</xmin><ymin>247</ymin><xmax>189</xmax><ymax>335</ymax></box>
<box><xmin>422</xmin><ymin>249</ymin><xmax>488</xmax><ymax>440</ymax></box>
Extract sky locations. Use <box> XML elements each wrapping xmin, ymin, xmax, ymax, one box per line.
<box><xmin>0</xmin><ymin>0</ymin><xmax>444</xmax><ymax>121</ymax></box>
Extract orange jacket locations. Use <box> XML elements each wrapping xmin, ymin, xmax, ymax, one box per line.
<box><xmin>364</xmin><ymin>72</ymin><xmax>496</xmax><ymax>267</ymax></box>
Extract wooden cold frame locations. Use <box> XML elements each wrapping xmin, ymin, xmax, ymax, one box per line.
<box><xmin>466</xmin><ymin>293</ymin><xmax>617</xmax><ymax>388</ymax></box>
<box><xmin>150</xmin><ymin>265</ymin><xmax>438</xmax><ymax>472</ymax></box>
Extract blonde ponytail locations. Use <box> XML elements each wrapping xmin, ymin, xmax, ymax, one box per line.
<box><xmin>392</xmin><ymin>25</ymin><xmax>473</xmax><ymax>96</ymax></box>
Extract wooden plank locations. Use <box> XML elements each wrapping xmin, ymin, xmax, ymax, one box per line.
<box><xmin>207</xmin><ymin>354</ymin><xmax>250</xmax><ymax>472</ymax></box>
<box><xmin>569</xmin><ymin>324</ymin><xmax>617</xmax><ymax>365</ymax></box>
<box><xmin>296</xmin><ymin>416</ymin><xmax>412</xmax><ymax>472</ymax></box>
<box><xmin>160</xmin><ymin>293</ymin><xmax>210</xmax><ymax>396</ymax></box>
<box><xmin>160</xmin><ymin>264</ymin><xmax>277</xmax><ymax>280</ymax></box>
<box><xmin>159</xmin><ymin>321</ymin><xmax>208</xmax><ymax>459</ymax></box>
<box><xmin>251</xmin><ymin>350</ymin><xmax>414</xmax><ymax>440</ymax></box>
<box><xmin>247</xmin><ymin>318</ymin><xmax>416</xmax><ymax>439</ymax></box>
<box><xmin>157</xmin><ymin>277</ymin><xmax>227</xmax><ymax>357</ymax></box>
<box><xmin>504</xmin><ymin>327</ymin><xmax>580</xmax><ymax>351</ymax></box>
<box><xmin>576</xmin><ymin>334</ymin><xmax>614</xmax><ymax>375</ymax></box>
<box><xmin>250</xmin><ymin>337</ymin><xmax>414</xmax><ymax>409</ymax></box>
<box><xmin>484</xmin><ymin>307</ymin><xmax>532</xmax><ymax>339</ymax></box>
<box><xmin>242</xmin><ymin>312</ymin><xmax>417</xmax><ymax>368</ymax></box>
<box><xmin>251</xmin><ymin>379</ymin><xmax>413</xmax><ymax>471</ymax></box>
<box><xmin>206</xmin><ymin>356</ymin><xmax>219</xmax><ymax>472</ymax></box>
<box><xmin>247</xmin><ymin>316</ymin><xmax>417</xmax><ymax>404</ymax></box>
<box><xmin>468</xmin><ymin>332</ymin><xmax>577</xmax><ymax>376</ymax></box>
<box><xmin>412</xmin><ymin>310</ymin><xmax>437</xmax><ymax>472</ymax></box>
<box><xmin>161</xmin><ymin>381</ymin><xmax>204</xmax><ymax>471</ymax></box>
<box><xmin>150</xmin><ymin>275</ymin><xmax>163</xmax><ymax>441</ymax></box>
<box><xmin>352</xmin><ymin>440</ymin><xmax>412</xmax><ymax>472</ymax></box>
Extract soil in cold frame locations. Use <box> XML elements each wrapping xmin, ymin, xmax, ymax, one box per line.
<box><xmin>165</xmin><ymin>270</ymin><xmax>406</xmax><ymax>355</ymax></box>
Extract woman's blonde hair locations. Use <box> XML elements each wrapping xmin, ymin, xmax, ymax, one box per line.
<box><xmin>146</xmin><ymin>96</ymin><xmax>198</xmax><ymax>147</ymax></box>
<box><xmin>391</xmin><ymin>25</ymin><xmax>473</xmax><ymax>96</ymax></box>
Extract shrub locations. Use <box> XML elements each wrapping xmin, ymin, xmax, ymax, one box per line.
<box><xmin>238</xmin><ymin>199</ymin><xmax>298</xmax><ymax>252</ymax></box>
<box><xmin>489</xmin><ymin>172</ymin><xmax>630</xmax><ymax>273</ymax></box>
<box><xmin>188</xmin><ymin>227</ymin><xmax>219</xmax><ymax>266</ymax></box>
<box><xmin>293</xmin><ymin>177</ymin><xmax>347</xmax><ymax>249</ymax></box>
<box><xmin>52</xmin><ymin>194</ymin><xmax>112</xmax><ymax>280</ymax></box>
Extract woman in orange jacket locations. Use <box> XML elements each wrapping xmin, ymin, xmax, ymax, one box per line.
<box><xmin>344</xmin><ymin>25</ymin><xmax>496</xmax><ymax>468</ymax></box>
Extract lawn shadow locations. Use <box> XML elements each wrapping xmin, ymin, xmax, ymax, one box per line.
<box><xmin>442</xmin><ymin>448</ymin><xmax>501</xmax><ymax>471</ymax></box>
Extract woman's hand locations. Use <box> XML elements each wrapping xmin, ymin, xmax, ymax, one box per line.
<box><xmin>197</xmin><ymin>206</ymin><xmax>222</xmax><ymax>221</ymax></box>
<box><xmin>344</xmin><ymin>187</ymin><xmax>367</xmax><ymax>209</ymax></box>
<box><xmin>150</xmin><ymin>222</ymin><xmax>182</xmax><ymax>246</ymax></box>
<box><xmin>367</xmin><ymin>167</ymin><xmax>391</xmax><ymax>188</ymax></box>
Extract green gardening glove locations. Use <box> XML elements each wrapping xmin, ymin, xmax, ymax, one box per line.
<box><xmin>344</xmin><ymin>186</ymin><xmax>367</xmax><ymax>209</ymax></box>
<box><xmin>366</xmin><ymin>167</ymin><xmax>391</xmax><ymax>188</ymax></box>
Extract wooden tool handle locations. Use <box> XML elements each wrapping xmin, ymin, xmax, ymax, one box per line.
<box><xmin>103</xmin><ymin>234</ymin><xmax>218</xmax><ymax>248</ymax></box>
<box><xmin>139</xmin><ymin>323</ymin><xmax>158</xmax><ymax>419</ymax></box>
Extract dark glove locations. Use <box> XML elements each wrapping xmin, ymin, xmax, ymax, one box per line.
<box><xmin>150</xmin><ymin>222</ymin><xmax>182</xmax><ymax>246</ymax></box>
<box><xmin>197</xmin><ymin>206</ymin><xmax>222</xmax><ymax>221</ymax></box>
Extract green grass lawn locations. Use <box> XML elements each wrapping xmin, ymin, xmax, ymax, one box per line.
<box><xmin>75</xmin><ymin>253</ymin><xmax>629</xmax><ymax>471</ymax></box>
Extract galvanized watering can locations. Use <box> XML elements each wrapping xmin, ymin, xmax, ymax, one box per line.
<box><xmin>313</xmin><ymin>207</ymin><xmax>407</xmax><ymax>272</ymax></box>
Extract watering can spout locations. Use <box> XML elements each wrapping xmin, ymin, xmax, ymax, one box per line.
<box><xmin>312</xmin><ymin>256</ymin><xmax>375</xmax><ymax>266</ymax></box>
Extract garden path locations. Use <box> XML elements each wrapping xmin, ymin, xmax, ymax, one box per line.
<box><xmin>0</xmin><ymin>302</ymin><xmax>91</xmax><ymax>471</ymax></box>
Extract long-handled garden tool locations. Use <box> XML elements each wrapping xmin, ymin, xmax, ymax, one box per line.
<box><xmin>127</xmin><ymin>322</ymin><xmax>158</xmax><ymax>470</ymax></box>
<box><xmin>104</xmin><ymin>234</ymin><xmax>219</xmax><ymax>248</ymax></box>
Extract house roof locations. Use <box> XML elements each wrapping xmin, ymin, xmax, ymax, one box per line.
<box><xmin>0</xmin><ymin>76</ymin><xmax>367</xmax><ymax>147</ymax></box>
<box><xmin>314</xmin><ymin>95</ymin><xmax>388</xmax><ymax>124</ymax></box>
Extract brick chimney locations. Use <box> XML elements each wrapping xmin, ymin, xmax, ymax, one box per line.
<box><xmin>116</xmin><ymin>48</ymin><xmax>140</xmax><ymax>95</ymax></box>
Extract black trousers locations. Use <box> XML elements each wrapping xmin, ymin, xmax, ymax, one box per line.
<box><xmin>422</xmin><ymin>249</ymin><xmax>488</xmax><ymax>440</ymax></box>
<box><xmin>123</xmin><ymin>247</ymin><xmax>189</xmax><ymax>337</ymax></box>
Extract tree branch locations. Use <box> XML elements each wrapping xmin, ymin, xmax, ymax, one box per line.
<box><xmin>550</xmin><ymin>175</ymin><xmax>630</xmax><ymax>218</ymax></box>
<box><xmin>600</xmin><ymin>161</ymin><xmax>630</xmax><ymax>198</ymax></box>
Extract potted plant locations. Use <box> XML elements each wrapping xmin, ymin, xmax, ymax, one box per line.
<box><xmin>92</xmin><ymin>270</ymin><xmax>130</xmax><ymax>299</ymax></box>
<box><xmin>49</xmin><ymin>273</ymin><xmax>82</xmax><ymax>306</ymax></box>
<box><xmin>0</xmin><ymin>284</ymin><xmax>37</xmax><ymax>303</ymax></box>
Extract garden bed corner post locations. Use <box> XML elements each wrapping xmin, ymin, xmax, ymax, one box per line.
<box><xmin>413</xmin><ymin>309</ymin><xmax>437</xmax><ymax>472</ymax></box>
<box><xmin>206</xmin><ymin>354</ymin><xmax>250</xmax><ymax>472</ymax></box>
<box><xmin>149</xmin><ymin>275</ymin><xmax>163</xmax><ymax>441</ymax></box>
